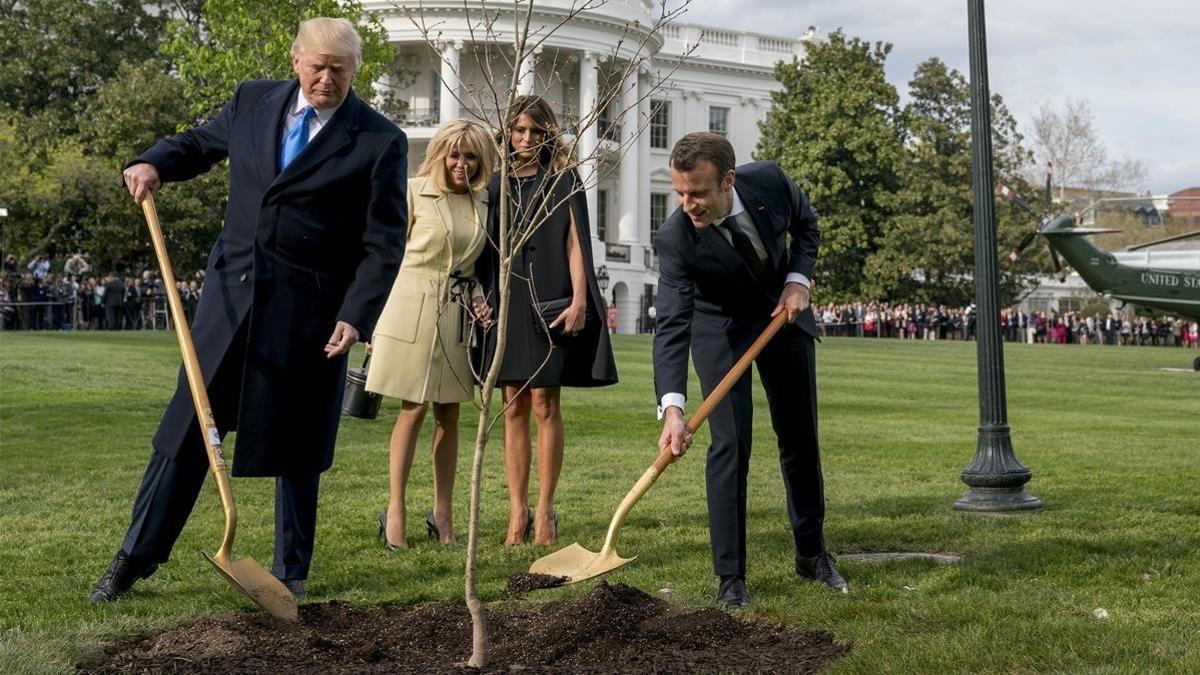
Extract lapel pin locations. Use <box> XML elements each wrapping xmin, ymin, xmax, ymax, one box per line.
<box><xmin>756</xmin><ymin>205</ymin><xmax>765</xmax><ymax>212</ymax></box>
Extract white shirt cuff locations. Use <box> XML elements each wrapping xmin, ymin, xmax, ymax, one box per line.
<box><xmin>786</xmin><ymin>273</ymin><xmax>811</xmax><ymax>288</ymax></box>
<box><xmin>657</xmin><ymin>393</ymin><xmax>686</xmax><ymax>420</ymax></box>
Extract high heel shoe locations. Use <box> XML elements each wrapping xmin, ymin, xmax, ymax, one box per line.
<box><xmin>535</xmin><ymin>511</ymin><xmax>559</xmax><ymax>544</ymax></box>
<box><xmin>426</xmin><ymin>511</ymin><xmax>439</xmax><ymax>541</ymax></box>
<box><xmin>505</xmin><ymin>508</ymin><xmax>534</xmax><ymax>546</ymax></box>
<box><xmin>378</xmin><ymin>511</ymin><xmax>401</xmax><ymax>551</ymax></box>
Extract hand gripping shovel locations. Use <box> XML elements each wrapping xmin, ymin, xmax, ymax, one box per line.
<box><xmin>140</xmin><ymin>194</ymin><xmax>298</xmax><ymax>621</ymax></box>
<box><xmin>530</xmin><ymin>312</ymin><xmax>788</xmax><ymax>583</ymax></box>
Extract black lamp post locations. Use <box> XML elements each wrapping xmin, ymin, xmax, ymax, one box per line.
<box><xmin>956</xmin><ymin>0</ymin><xmax>1042</xmax><ymax>512</ymax></box>
<box><xmin>596</xmin><ymin>265</ymin><xmax>609</xmax><ymax>293</ymax></box>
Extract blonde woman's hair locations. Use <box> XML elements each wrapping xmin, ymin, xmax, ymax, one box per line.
<box><xmin>418</xmin><ymin>118</ymin><xmax>497</xmax><ymax>194</ymax></box>
<box><xmin>292</xmin><ymin>17</ymin><xmax>362</xmax><ymax>70</ymax></box>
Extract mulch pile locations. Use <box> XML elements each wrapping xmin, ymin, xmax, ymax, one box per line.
<box><xmin>78</xmin><ymin>582</ymin><xmax>849</xmax><ymax>673</ymax></box>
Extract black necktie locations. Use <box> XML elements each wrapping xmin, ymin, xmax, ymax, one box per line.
<box><xmin>720</xmin><ymin>215</ymin><xmax>767</xmax><ymax>281</ymax></box>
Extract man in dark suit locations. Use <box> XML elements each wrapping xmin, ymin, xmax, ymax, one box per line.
<box><xmin>90</xmin><ymin>17</ymin><xmax>408</xmax><ymax>603</ymax></box>
<box><xmin>653</xmin><ymin>132</ymin><xmax>846</xmax><ymax>609</ymax></box>
<box><xmin>102</xmin><ymin>272</ymin><xmax>125</xmax><ymax>330</ymax></box>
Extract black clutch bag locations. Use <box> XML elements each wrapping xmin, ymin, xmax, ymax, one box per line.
<box><xmin>532</xmin><ymin>296</ymin><xmax>572</xmax><ymax>335</ymax></box>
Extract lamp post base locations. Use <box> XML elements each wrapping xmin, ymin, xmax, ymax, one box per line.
<box><xmin>954</xmin><ymin>486</ymin><xmax>1043</xmax><ymax>512</ymax></box>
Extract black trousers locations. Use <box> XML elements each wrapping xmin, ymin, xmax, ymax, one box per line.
<box><xmin>117</xmin><ymin>319</ymin><xmax>321</xmax><ymax>581</ymax></box>
<box><xmin>692</xmin><ymin>319</ymin><xmax>824</xmax><ymax>579</ymax></box>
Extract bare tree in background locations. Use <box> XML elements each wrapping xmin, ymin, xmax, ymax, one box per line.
<box><xmin>1029</xmin><ymin>98</ymin><xmax>1148</xmax><ymax>200</ymax></box>
<box><xmin>396</xmin><ymin>0</ymin><xmax>695</xmax><ymax>667</ymax></box>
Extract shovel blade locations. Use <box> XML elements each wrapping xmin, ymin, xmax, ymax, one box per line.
<box><xmin>204</xmin><ymin>551</ymin><xmax>299</xmax><ymax>621</ymax></box>
<box><xmin>529</xmin><ymin>543</ymin><xmax>636</xmax><ymax>584</ymax></box>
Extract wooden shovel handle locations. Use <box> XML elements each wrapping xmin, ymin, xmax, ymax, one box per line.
<box><xmin>650</xmin><ymin>311</ymin><xmax>788</xmax><ymax>473</ymax></box>
<box><xmin>140</xmin><ymin>194</ymin><xmax>238</xmax><ymax>558</ymax></box>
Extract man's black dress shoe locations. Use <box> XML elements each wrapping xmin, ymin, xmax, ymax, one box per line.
<box><xmin>89</xmin><ymin>550</ymin><xmax>158</xmax><ymax>603</ymax></box>
<box><xmin>282</xmin><ymin>579</ymin><xmax>306</xmax><ymax>600</ymax></box>
<box><xmin>796</xmin><ymin>552</ymin><xmax>849</xmax><ymax>593</ymax></box>
<box><xmin>716</xmin><ymin>576</ymin><xmax>750</xmax><ymax>609</ymax></box>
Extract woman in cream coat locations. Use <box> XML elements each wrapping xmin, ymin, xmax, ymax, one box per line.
<box><xmin>366</xmin><ymin>119</ymin><xmax>494</xmax><ymax>547</ymax></box>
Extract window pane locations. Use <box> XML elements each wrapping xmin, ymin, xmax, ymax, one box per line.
<box><xmin>597</xmin><ymin>189</ymin><xmax>608</xmax><ymax>242</ymax></box>
<box><xmin>650</xmin><ymin>100</ymin><xmax>670</xmax><ymax>149</ymax></box>
<box><xmin>709</xmin><ymin>106</ymin><xmax>729</xmax><ymax>136</ymax></box>
<box><xmin>650</xmin><ymin>193</ymin><xmax>668</xmax><ymax>244</ymax></box>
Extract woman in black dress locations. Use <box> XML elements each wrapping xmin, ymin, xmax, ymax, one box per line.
<box><xmin>486</xmin><ymin>96</ymin><xmax>617</xmax><ymax>545</ymax></box>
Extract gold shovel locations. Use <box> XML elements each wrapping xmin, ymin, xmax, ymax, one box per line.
<box><xmin>530</xmin><ymin>312</ymin><xmax>788</xmax><ymax>583</ymax></box>
<box><xmin>140</xmin><ymin>194</ymin><xmax>298</xmax><ymax>621</ymax></box>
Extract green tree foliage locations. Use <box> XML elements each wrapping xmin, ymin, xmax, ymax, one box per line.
<box><xmin>162</xmin><ymin>0</ymin><xmax>402</xmax><ymax>122</ymax></box>
<box><xmin>2</xmin><ymin>1</ymin><xmax>403</xmax><ymax>274</ymax></box>
<box><xmin>863</xmin><ymin>58</ymin><xmax>1040</xmax><ymax>306</ymax></box>
<box><xmin>756</xmin><ymin>31</ymin><xmax>904</xmax><ymax>301</ymax></box>
<box><xmin>0</xmin><ymin>0</ymin><xmax>164</xmax><ymax>133</ymax></box>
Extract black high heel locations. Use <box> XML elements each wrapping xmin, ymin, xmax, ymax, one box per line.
<box><xmin>426</xmin><ymin>511</ymin><xmax>439</xmax><ymax>541</ymax></box>
<box><xmin>378</xmin><ymin>511</ymin><xmax>400</xmax><ymax>551</ymax></box>
<box><xmin>537</xmin><ymin>511</ymin><xmax>559</xmax><ymax>544</ymax></box>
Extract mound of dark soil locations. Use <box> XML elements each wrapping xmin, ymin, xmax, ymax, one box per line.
<box><xmin>79</xmin><ymin>582</ymin><xmax>849</xmax><ymax>673</ymax></box>
<box><xmin>506</xmin><ymin>572</ymin><xmax>568</xmax><ymax>592</ymax></box>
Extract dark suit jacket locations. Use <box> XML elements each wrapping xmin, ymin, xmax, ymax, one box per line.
<box><xmin>135</xmin><ymin>79</ymin><xmax>408</xmax><ymax>476</ymax></box>
<box><xmin>652</xmin><ymin>160</ymin><xmax>819</xmax><ymax>401</ymax></box>
<box><xmin>103</xmin><ymin>279</ymin><xmax>126</xmax><ymax>308</ymax></box>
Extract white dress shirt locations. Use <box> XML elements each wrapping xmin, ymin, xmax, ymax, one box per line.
<box><xmin>281</xmin><ymin>89</ymin><xmax>341</xmax><ymax>147</ymax></box>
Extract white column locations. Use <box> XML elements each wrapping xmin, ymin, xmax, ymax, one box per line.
<box><xmin>636</xmin><ymin>70</ymin><xmax>651</xmax><ymax>265</ymax></box>
<box><xmin>616</xmin><ymin>65</ymin><xmax>639</xmax><ymax>245</ymax></box>
<box><xmin>577</xmin><ymin>52</ymin><xmax>600</xmax><ymax>243</ymax></box>
<box><xmin>439</xmin><ymin>41</ymin><xmax>461</xmax><ymax>125</ymax></box>
<box><xmin>516</xmin><ymin>46</ymin><xmax>538</xmax><ymax>96</ymax></box>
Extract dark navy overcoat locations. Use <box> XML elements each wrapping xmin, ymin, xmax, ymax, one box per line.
<box><xmin>135</xmin><ymin>79</ymin><xmax>408</xmax><ymax>476</ymax></box>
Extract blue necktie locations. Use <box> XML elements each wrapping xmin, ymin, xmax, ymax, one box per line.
<box><xmin>279</xmin><ymin>106</ymin><xmax>316</xmax><ymax>170</ymax></box>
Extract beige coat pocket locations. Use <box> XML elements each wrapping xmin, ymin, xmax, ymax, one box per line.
<box><xmin>375</xmin><ymin>285</ymin><xmax>424</xmax><ymax>343</ymax></box>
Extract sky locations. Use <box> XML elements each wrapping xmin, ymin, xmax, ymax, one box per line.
<box><xmin>681</xmin><ymin>0</ymin><xmax>1199</xmax><ymax>194</ymax></box>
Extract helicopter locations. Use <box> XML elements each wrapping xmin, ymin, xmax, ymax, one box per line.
<box><xmin>999</xmin><ymin>182</ymin><xmax>1200</xmax><ymax>370</ymax></box>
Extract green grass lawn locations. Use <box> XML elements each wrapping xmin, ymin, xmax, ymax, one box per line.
<box><xmin>1</xmin><ymin>330</ymin><xmax>1198</xmax><ymax>673</ymax></box>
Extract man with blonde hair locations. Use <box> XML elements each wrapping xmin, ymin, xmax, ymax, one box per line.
<box><xmin>91</xmin><ymin>17</ymin><xmax>408</xmax><ymax>604</ymax></box>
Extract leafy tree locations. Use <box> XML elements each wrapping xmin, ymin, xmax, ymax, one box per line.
<box><xmin>0</xmin><ymin>0</ymin><xmax>164</xmax><ymax>133</ymax></box>
<box><xmin>1</xmin><ymin>58</ymin><xmax>226</xmax><ymax>273</ymax></box>
<box><xmin>755</xmin><ymin>30</ymin><xmax>904</xmax><ymax>301</ymax></box>
<box><xmin>80</xmin><ymin>58</ymin><xmax>230</xmax><ymax>272</ymax></box>
<box><xmin>863</xmin><ymin>58</ymin><xmax>1040</xmax><ymax>306</ymax></box>
<box><xmin>162</xmin><ymin>0</ymin><xmax>405</xmax><ymax>122</ymax></box>
<box><xmin>2</xmin><ymin>2</ymin><xmax>406</xmax><ymax>273</ymax></box>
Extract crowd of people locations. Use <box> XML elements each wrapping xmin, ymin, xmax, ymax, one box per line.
<box><xmin>815</xmin><ymin>301</ymin><xmax>1199</xmax><ymax>348</ymax></box>
<box><xmin>0</xmin><ymin>253</ymin><xmax>203</xmax><ymax>331</ymax></box>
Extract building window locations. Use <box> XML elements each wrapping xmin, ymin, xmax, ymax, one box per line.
<box><xmin>709</xmin><ymin>106</ymin><xmax>729</xmax><ymax>137</ymax></box>
<box><xmin>598</xmin><ymin>104</ymin><xmax>619</xmax><ymax>142</ymax></box>
<box><xmin>650</xmin><ymin>100</ymin><xmax>670</xmax><ymax>149</ymax></box>
<box><xmin>650</xmin><ymin>192</ymin><xmax>668</xmax><ymax>244</ymax></box>
<box><xmin>597</xmin><ymin>189</ymin><xmax>609</xmax><ymax>242</ymax></box>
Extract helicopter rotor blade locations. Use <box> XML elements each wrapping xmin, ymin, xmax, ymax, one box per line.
<box><xmin>1007</xmin><ymin>229</ymin><xmax>1039</xmax><ymax>265</ymax></box>
<box><xmin>996</xmin><ymin>181</ymin><xmax>1035</xmax><ymax>216</ymax></box>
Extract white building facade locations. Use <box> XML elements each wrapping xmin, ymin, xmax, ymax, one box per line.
<box><xmin>365</xmin><ymin>1</ymin><xmax>814</xmax><ymax>333</ymax></box>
